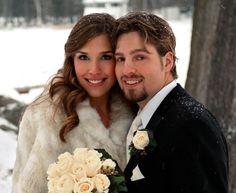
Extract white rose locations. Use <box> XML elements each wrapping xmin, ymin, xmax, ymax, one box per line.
<box><xmin>93</xmin><ymin>174</ymin><xmax>110</xmax><ymax>193</ymax></box>
<box><xmin>71</xmin><ymin>162</ymin><xmax>86</xmax><ymax>180</ymax></box>
<box><xmin>87</xmin><ymin>149</ymin><xmax>103</xmax><ymax>160</ymax></box>
<box><xmin>101</xmin><ymin>159</ymin><xmax>116</xmax><ymax>174</ymax></box>
<box><xmin>47</xmin><ymin>163</ymin><xmax>60</xmax><ymax>179</ymax></box>
<box><xmin>132</xmin><ymin>130</ymin><xmax>149</xmax><ymax>150</ymax></box>
<box><xmin>73</xmin><ymin>148</ymin><xmax>89</xmax><ymax>164</ymax></box>
<box><xmin>73</xmin><ymin>177</ymin><xmax>94</xmax><ymax>193</ymax></box>
<box><xmin>56</xmin><ymin>174</ymin><xmax>74</xmax><ymax>193</ymax></box>
<box><xmin>47</xmin><ymin>177</ymin><xmax>58</xmax><ymax>193</ymax></box>
<box><xmin>102</xmin><ymin>159</ymin><xmax>116</xmax><ymax>169</ymax></box>
<box><xmin>56</xmin><ymin>152</ymin><xmax>74</xmax><ymax>175</ymax></box>
<box><xmin>84</xmin><ymin>150</ymin><xmax>102</xmax><ymax>177</ymax></box>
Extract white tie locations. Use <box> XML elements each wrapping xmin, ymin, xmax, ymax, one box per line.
<box><xmin>126</xmin><ymin>114</ymin><xmax>142</xmax><ymax>162</ymax></box>
<box><xmin>126</xmin><ymin>114</ymin><xmax>145</xmax><ymax>181</ymax></box>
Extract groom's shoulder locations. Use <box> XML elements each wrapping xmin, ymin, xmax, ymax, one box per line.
<box><xmin>167</xmin><ymin>84</ymin><xmax>206</xmax><ymax>119</ymax></box>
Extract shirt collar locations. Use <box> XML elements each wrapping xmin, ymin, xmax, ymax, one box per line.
<box><xmin>139</xmin><ymin>80</ymin><xmax>177</xmax><ymax>128</ymax></box>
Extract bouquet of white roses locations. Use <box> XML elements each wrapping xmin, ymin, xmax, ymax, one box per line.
<box><xmin>47</xmin><ymin>148</ymin><xmax>127</xmax><ymax>193</ymax></box>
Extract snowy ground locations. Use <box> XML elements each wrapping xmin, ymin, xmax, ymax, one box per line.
<box><xmin>0</xmin><ymin>17</ymin><xmax>192</xmax><ymax>193</ymax></box>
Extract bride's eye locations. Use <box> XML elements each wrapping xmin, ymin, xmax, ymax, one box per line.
<box><xmin>78</xmin><ymin>55</ymin><xmax>89</xmax><ymax>60</ymax></box>
<box><xmin>101</xmin><ymin>54</ymin><xmax>113</xmax><ymax>60</ymax></box>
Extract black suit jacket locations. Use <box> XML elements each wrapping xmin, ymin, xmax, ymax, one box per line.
<box><xmin>124</xmin><ymin>84</ymin><xmax>229</xmax><ymax>193</ymax></box>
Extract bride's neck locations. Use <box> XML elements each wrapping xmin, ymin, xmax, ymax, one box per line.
<box><xmin>89</xmin><ymin>95</ymin><xmax>111</xmax><ymax>128</ymax></box>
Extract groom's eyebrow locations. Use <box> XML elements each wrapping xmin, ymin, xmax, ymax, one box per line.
<box><xmin>114</xmin><ymin>52</ymin><xmax>123</xmax><ymax>56</ymax></box>
<box><xmin>130</xmin><ymin>48</ymin><xmax>150</xmax><ymax>54</ymax></box>
<box><xmin>115</xmin><ymin>48</ymin><xmax>150</xmax><ymax>56</ymax></box>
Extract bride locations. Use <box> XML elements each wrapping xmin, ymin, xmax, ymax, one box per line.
<box><xmin>11</xmin><ymin>13</ymin><xmax>136</xmax><ymax>193</ymax></box>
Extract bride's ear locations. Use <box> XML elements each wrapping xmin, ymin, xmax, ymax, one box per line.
<box><xmin>163</xmin><ymin>51</ymin><xmax>174</xmax><ymax>72</ymax></box>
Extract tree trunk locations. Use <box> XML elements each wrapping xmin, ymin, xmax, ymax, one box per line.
<box><xmin>2</xmin><ymin>0</ymin><xmax>13</xmax><ymax>26</ymax></box>
<box><xmin>185</xmin><ymin>0</ymin><xmax>236</xmax><ymax>192</ymax></box>
<box><xmin>33</xmin><ymin>0</ymin><xmax>42</xmax><ymax>25</ymax></box>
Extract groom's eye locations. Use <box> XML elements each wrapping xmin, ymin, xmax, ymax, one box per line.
<box><xmin>115</xmin><ymin>57</ymin><xmax>125</xmax><ymax>63</ymax></box>
<box><xmin>136</xmin><ymin>55</ymin><xmax>145</xmax><ymax>61</ymax></box>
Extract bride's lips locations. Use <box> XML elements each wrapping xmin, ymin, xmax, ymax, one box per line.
<box><xmin>86</xmin><ymin>78</ymin><xmax>106</xmax><ymax>86</ymax></box>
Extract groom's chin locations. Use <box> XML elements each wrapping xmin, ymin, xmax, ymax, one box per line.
<box><xmin>125</xmin><ymin>93</ymin><xmax>147</xmax><ymax>104</ymax></box>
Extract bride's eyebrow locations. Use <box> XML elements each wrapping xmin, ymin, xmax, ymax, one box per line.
<box><xmin>76</xmin><ymin>51</ymin><xmax>113</xmax><ymax>55</ymax></box>
<box><xmin>76</xmin><ymin>51</ymin><xmax>87</xmax><ymax>55</ymax></box>
<box><xmin>101</xmin><ymin>51</ymin><xmax>113</xmax><ymax>54</ymax></box>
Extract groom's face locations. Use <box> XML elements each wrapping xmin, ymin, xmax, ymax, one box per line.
<box><xmin>115</xmin><ymin>31</ymin><xmax>174</xmax><ymax>108</ymax></box>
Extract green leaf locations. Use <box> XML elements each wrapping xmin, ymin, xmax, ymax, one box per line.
<box><xmin>109</xmin><ymin>175</ymin><xmax>128</xmax><ymax>193</ymax></box>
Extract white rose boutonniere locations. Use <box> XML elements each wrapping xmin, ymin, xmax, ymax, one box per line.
<box><xmin>47</xmin><ymin>148</ymin><xmax>127</xmax><ymax>193</ymax></box>
<box><xmin>129</xmin><ymin>129</ymin><xmax>157</xmax><ymax>158</ymax></box>
<box><xmin>132</xmin><ymin>130</ymin><xmax>149</xmax><ymax>150</ymax></box>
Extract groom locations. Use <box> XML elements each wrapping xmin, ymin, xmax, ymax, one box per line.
<box><xmin>114</xmin><ymin>11</ymin><xmax>229</xmax><ymax>193</ymax></box>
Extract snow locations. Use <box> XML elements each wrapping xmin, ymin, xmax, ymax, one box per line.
<box><xmin>0</xmin><ymin>17</ymin><xmax>192</xmax><ymax>193</ymax></box>
<box><xmin>0</xmin><ymin>27</ymin><xmax>70</xmax><ymax>103</ymax></box>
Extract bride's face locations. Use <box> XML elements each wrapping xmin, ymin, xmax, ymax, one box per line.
<box><xmin>73</xmin><ymin>34</ymin><xmax>116</xmax><ymax>99</ymax></box>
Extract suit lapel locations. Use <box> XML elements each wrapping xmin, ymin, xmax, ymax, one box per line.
<box><xmin>146</xmin><ymin>84</ymin><xmax>185</xmax><ymax>127</ymax></box>
<box><xmin>124</xmin><ymin>153</ymin><xmax>138</xmax><ymax>180</ymax></box>
<box><xmin>145</xmin><ymin>110</ymin><xmax>162</xmax><ymax>132</ymax></box>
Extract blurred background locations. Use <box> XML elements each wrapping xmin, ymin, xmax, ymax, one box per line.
<box><xmin>1</xmin><ymin>0</ymin><xmax>236</xmax><ymax>193</ymax></box>
<box><xmin>0</xmin><ymin>0</ymin><xmax>193</xmax><ymax>27</ymax></box>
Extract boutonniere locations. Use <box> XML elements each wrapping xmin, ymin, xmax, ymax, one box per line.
<box><xmin>129</xmin><ymin>129</ymin><xmax>157</xmax><ymax>158</ymax></box>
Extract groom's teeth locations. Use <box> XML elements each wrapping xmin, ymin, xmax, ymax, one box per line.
<box><xmin>126</xmin><ymin>80</ymin><xmax>139</xmax><ymax>85</ymax></box>
<box><xmin>88</xmin><ymin>80</ymin><xmax>102</xmax><ymax>84</ymax></box>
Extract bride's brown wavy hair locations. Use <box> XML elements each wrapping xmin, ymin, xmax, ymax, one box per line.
<box><xmin>48</xmin><ymin>13</ymin><xmax>116</xmax><ymax>142</ymax></box>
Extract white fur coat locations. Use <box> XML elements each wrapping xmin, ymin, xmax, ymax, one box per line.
<box><xmin>12</xmin><ymin>93</ymin><xmax>134</xmax><ymax>193</ymax></box>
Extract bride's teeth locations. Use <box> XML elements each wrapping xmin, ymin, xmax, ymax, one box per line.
<box><xmin>88</xmin><ymin>80</ymin><xmax>102</xmax><ymax>84</ymax></box>
<box><xmin>126</xmin><ymin>80</ymin><xmax>139</xmax><ymax>85</ymax></box>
